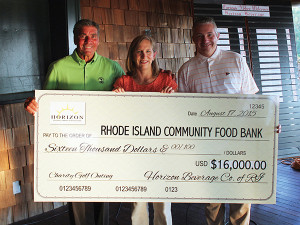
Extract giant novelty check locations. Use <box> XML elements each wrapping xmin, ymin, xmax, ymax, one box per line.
<box><xmin>34</xmin><ymin>90</ymin><xmax>279</xmax><ymax>203</ymax></box>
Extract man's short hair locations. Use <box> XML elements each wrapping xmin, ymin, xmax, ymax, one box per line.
<box><xmin>193</xmin><ymin>16</ymin><xmax>218</xmax><ymax>35</ymax></box>
<box><xmin>73</xmin><ymin>19</ymin><xmax>100</xmax><ymax>37</ymax></box>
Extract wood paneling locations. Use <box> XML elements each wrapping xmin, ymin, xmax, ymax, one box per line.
<box><xmin>4</xmin><ymin>129</ymin><xmax>13</xmax><ymax>151</ymax></box>
<box><xmin>108</xmin><ymin>42</ymin><xmax>119</xmax><ymax>60</ymax></box>
<box><xmin>81</xmin><ymin>6</ymin><xmax>93</xmax><ymax>20</ymax></box>
<box><xmin>0</xmin><ymin>172</ymin><xmax>5</xmax><ymax>191</ymax></box>
<box><xmin>118</xmin><ymin>0</ymin><xmax>128</xmax><ymax>10</ymax></box>
<box><xmin>138</xmin><ymin>0</ymin><xmax>150</xmax><ymax>12</ymax></box>
<box><xmin>10</xmin><ymin>104</ymin><xmax>27</xmax><ymax>128</ymax></box>
<box><xmin>91</xmin><ymin>0</ymin><xmax>110</xmax><ymax>8</ymax></box>
<box><xmin>24</xmin><ymin>110</ymin><xmax>34</xmax><ymax>127</ymax></box>
<box><xmin>80</xmin><ymin>0</ymin><xmax>90</xmax><ymax>7</ymax></box>
<box><xmin>113</xmin><ymin>9</ymin><xmax>125</xmax><ymax>25</ymax></box>
<box><xmin>25</xmin><ymin>145</ymin><xmax>34</xmax><ymax>166</ymax></box>
<box><xmin>118</xmin><ymin>43</ymin><xmax>129</xmax><ymax>59</ymax></box>
<box><xmin>27</xmin><ymin>201</ymin><xmax>43</xmax><ymax>218</ymax></box>
<box><xmin>12</xmin><ymin>203</ymin><xmax>28</xmax><ymax>223</ymax></box>
<box><xmin>12</xmin><ymin>127</ymin><xmax>30</xmax><ymax>148</ymax></box>
<box><xmin>128</xmin><ymin>0</ymin><xmax>139</xmax><ymax>11</ymax></box>
<box><xmin>0</xmin><ymin>207</ymin><xmax>13</xmax><ymax>225</ymax></box>
<box><xmin>28</xmin><ymin>125</ymin><xmax>34</xmax><ymax>146</ymax></box>
<box><xmin>23</xmin><ymin>165</ymin><xmax>34</xmax><ymax>184</ymax></box>
<box><xmin>100</xmin><ymin>8</ymin><xmax>113</xmax><ymax>24</ymax></box>
<box><xmin>0</xmin><ymin>170</ymin><xmax>16</xmax><ymax>209</ymax></box>
<box><xmin>0</xmin><ymin>151</ymin><xmax>9</xmax><ymax>171</ymax></box>
<box><xmin>98</xmin><ymin>42</ymin><xmax>110</xmax><ymax>58</ymax></box>
<box><xmin>104</xmin><ymin>24</ymin><xmax>114</xmax><ymax>42</ymax></box>
<box><xmin>3</xmin><ymin>105</ymin><xmax>13</xmax><ymax>129</ymax></box>
<box><xmin>139</xmin><ymin>12</ymin><xmax>148</xmax><ymax>27</ymax></box>
<box><xmin>125</xmin><ymin>10</ymin><xmax>139</xmax><ymax>26</ymax></box>
<box><xmin>0</xmin><ymin>106</ymin><xmax>7</xmax><ymax>130</ymax></box>
<box><xmin>8</xmin><ymin>148</ymin><xmax>26</xmax><ymax>170</ymax></box>
<box><xmin>93</xmin><ymin>7</ymin><xmax>104</xmax><ymax>24</ymax></box>
<box><xmin>84</xmin><ymin>0</ymin><xmax>193</xmax><ymax>73</ymax></box>
<box><xmin>110</xmin><ymin>0</ymin><xmax>120</xmax><ymax>9</ymax></box>
<box><xmin>24</xmin><ymin>182</ymin><xmax>33</xmax><ymax>202</ymax></box>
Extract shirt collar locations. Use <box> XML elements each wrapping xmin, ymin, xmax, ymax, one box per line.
<box><xmin>196</xmin><ymin>47</ymin><xmax>220</xmax><ymax>62</ymax></box>
<box><xmin>71</xmin><ymin>50</ymin><xmax>99</xmax><ymax>65</ymax></box>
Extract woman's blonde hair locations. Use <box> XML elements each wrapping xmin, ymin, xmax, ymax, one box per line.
<box><xmin>126</xmin><ymin>35</ymin><xmax>159</xmax><ymax>76</ymax></box>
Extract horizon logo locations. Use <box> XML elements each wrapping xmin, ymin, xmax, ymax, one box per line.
<box><xmin>50</xmin><ymin>102</ymin><xmax>85</xmax><ymax>125</ymax></box>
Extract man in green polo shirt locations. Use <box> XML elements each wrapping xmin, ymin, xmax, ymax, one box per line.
<box><xmin>25</xmin><ymin>19</ymin><xmax>124</xmax><ymax>115</ymax></box>
<box><xmin>25</xmin><ymin>19</ymin><xmax>124</xmax><ymax>225</ymax></box>
<box><xmin>43</xmin><ymin>25</ymin><xmax>123</xmax><ymax>91</ymax></box>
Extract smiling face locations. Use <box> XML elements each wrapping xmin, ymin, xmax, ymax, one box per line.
<box><xmin>74</xmin><ymin>26</ymin><xmax>99</xmax><ymax>62</ymax></box>
<box><xmin>192</xmin><ymin>23</ymin><xmax>220</xmax><ymax>57</ymax></box>
<box><xmin>134</xmin><ymin>39</ymin><xmax>157</xmax><ymax>71</ymax></box>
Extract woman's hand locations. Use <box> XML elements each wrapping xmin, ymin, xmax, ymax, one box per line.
<box><xmin>113</xmin><ymin>87</ymin><xmax>125</xmax><ymax>93</ymax></box>
<box><xmin>24</xmin><ymin>97</ymin><xmax>39</xmax><ymax>116</ymax></box>
<box><xmin>160</xmin><ymin>86</ymin><xmax>174</xmax><ymax>93</ymax></box>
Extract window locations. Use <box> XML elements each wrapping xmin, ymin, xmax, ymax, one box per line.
<box><xmin>194</xmin><ymin>1</ymin><xmax>300</xmax><ymax>152</ymax></box>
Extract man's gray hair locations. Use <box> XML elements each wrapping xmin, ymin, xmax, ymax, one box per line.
<box><xmin>193</xmin><ymin>16</ymin><xmax>218</xmax><ymax>35</ymax></box>
<box><xmin>73</xmin><ymin>19</ymin><xmax>100</xmax><ymax>37</ymax></box>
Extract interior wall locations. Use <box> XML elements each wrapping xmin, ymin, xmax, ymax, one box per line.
<box><xmin>0</xmin><ymin>102</ymin><xmax>66</xmax><ymax>224</ymax></box>
<box><xmin>80</xmin><ymin>0</ymin><xmax>195</xmax><ymax>75</ymax></box>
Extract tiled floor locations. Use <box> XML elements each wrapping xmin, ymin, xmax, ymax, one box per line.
<box><xmin>10</xmin><ymin>160</ymin><xmax>300</xmax><ymax>225</ymax></box>
<box><xmin>250</xmin><ymin>160</ymin><xmax>300</xmax><ymax>225</ymax></box>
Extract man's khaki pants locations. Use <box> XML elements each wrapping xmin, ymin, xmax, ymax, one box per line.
<box><xmin>205</xmin><ymin>203</ymin><xmax>251</xmax><ymax>225</ymax></box>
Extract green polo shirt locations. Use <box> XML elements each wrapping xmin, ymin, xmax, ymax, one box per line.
<box><xmin>44</xmin><ymin>50</ymin><xmax>124</xmax><ymax>91</ymax></box>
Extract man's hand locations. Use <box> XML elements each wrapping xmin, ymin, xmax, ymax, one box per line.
<box><xmin>24</xmin><ymin>97</ymin><xmax>39</xmax><ymax>116</ymax></box>
<box><xmin>276</xmin><ymin>124</ymin><xmax>281</xmax><ymax>133</ymax></box>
